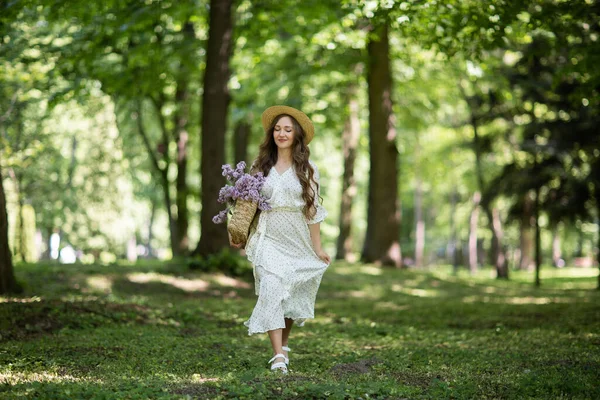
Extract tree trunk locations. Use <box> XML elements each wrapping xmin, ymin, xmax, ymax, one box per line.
<box><xmin>492</xmin><ymin>207</ymin><xmax>508</xmax><ymax>278</ymax></box>
<box><xmin>534</xmin><ymin>176</ymin><xmax>542</xmax><ymax>287</ymax></box>
<box><xmin>173</xmin><ymin>38</ymin><xmax>192</xmax><ymax>256</ymax></box>
<box><xmin>147</xmin><ymin>197</ymin><xmax>156</xmax><ymax>258</ymax></box>
<box><xmin>0</xmin><ymin>165</ymin><xmax>22</xmax><ymax>294</ymax></box>
<box><xmin>362</xmin><ymin>22</ymin><xmax>402</xmax><ymax>267</ymax></box>
<box><xmin>16</xmin><ymin>193</ymin><xmax>24</xmax><ymax>262</ymax></box>
<box><xmin>466</xmin><ymin>94</ymin><xmax>507</xmax><ymax>275</ymax></box>
<box><xmin>551</xmin><ymin>224</ymin><xmax>562</xmax><ymax>267</ymax></box>
<box><xmin>42</xmin><ymin>226</ymin><xmax>53</xmax><ymax>259</ymax></box>
<box><xmin>414</xmin><ymin>134</ymin><xmax>424</xmax><ymax>268</ymax></box>
<box><xmin>595</xmin><ymin>189</ymin><xmax>600</xmax><ymax>290</ymax></box>
<box><xmin>194</xmin><ymin>0</ymin><xmax>234</xmax><ymax>256</ymax></box>
<box><xmin>336</xmin><ymin>85</ymin><xmax>360</xmax><ymax>261</ymax></box>
<box><xmin>449</xmin><ymin>190</ymin><xmax>459</xmax><ymax>274</ymax></box>
<box><xmin>469</xmin><ymin>192</ymin><xmax>481</xmax><ymax>274</ymax></box>
<box><xmin>415</xmin><ymin>181</ymin><xmax>425</xmax><ymax>268</ymax></box>
<box><xmin>575</xmin><ymin>228</ymin><xmax>584</xmax><ymax>257</ymax></box>
<box><xmin>520</xmin><ymin>191</ymin><xmax>534</xmax><ymax>270</ymax></box>
<box><xmin>234</xmin><ymin>121</ymin><xmax>251</xmax><ymax>167</ymax></box>
<box><xmin>135</xmin><ymin>101</ymin><xmax>178</xmax><ymax>257</ymax></box>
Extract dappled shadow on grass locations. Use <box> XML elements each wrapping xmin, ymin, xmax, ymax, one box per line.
<box><xmin>10</xmin><ymin>261</ymin><xmax>255</xmax><ymax>299</ymax></box>
<box><xmin>0</xmin><ymin>299</ymin><xmax>162</xmax><ymax>341</ymax></box>
<box><xmin>323</xmin><ymin>263</ymin><xmax>599</xmax><ymax>303</ymax></box>
<box><xmin>0</xmin><ymin>375</ymin><xmax>224</xmax><ymax>399</ymax></box>
<box><xmin>3</xmin><ymin>261</ymin><xmax>600</xmax><ymax>399</ymax></box>
<box><xmin>110</xmin><ymin>274</ymin><xmax>254</xmax><ymax>301</ymax></box>
<box><xmin>329</xmin><ymin>357</ymin><xmax>382</xmax><ymax>378</ymax></box>
<box><xmin>311</xmin><ymin>262</ymin><xmax>600</xmax><ymax>334</ymax></box>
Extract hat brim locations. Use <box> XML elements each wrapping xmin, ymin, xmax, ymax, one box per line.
<box><xmin>261</xmin><ymin>105</ymin><xmax>314</xmax><ymax>145</ymax></box>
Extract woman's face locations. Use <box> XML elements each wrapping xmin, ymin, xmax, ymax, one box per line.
<box><xmin>273</xmin><ymin>116</ymin><xmax>295</xmax><ymax>150</ymax></box>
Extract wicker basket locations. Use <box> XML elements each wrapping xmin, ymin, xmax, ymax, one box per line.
<box><xmin>227</xmin><ymin>199</ymin><xmax>258</xmax><ymax>246</ymax></box>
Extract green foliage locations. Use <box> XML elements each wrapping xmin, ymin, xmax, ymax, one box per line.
<box><xmin>187</xmin><ymin>248</ymin><xmax>253</xmax><ymax>278</ymax></box>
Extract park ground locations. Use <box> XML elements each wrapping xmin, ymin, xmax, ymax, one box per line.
<box><xmin>1</xmin><ymin>259</ymin><xmax>599</xmax><ymax>399</ymax></box>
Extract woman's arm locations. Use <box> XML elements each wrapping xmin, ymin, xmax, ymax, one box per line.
<box><xmin>308</xmin><ymin>222</ymin><xmax>323</xmax><ymax>251</ymax></box>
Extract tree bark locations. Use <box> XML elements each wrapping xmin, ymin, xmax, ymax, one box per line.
<box><xmin>551</xmin><ymin>224</ymin><xmax>562</xmax><ymax>267</ymax></box>
<box><xmin>16</xmin><ymin>183</ymin><xmax>25</xmax><ymax>262</ymax></box>
<box><xmin>362</xmin><ymin>22</ymin><xmax>402</xmax><ymax>267</ymax></box>
<box><xmin>194</xmin><ymin>0</ymin><xmax>234</xmax><ymax>256</ymax></box>
<box><xmin>492</xmin><ymin>207</ymin><xmax>508</xmax><ymax>278</ymax></box>
<box><xmin>595</xmin><ymin>189</ymin><xmax>600</xmax><ymax>290</ymax></box>
<box><xmin>469</xmin><ymin>192</ymin><xmax>481</xmax><ymax>274</ymax></box>
<box><xmin>135</xmin><ymin>101</ymin><xmax>177</xmax><ymax>257</ymax></box>
<box><xmin>534</xmin><ymin>168</ymin><xmax>542</xmax><ymax>287</ymax></box>
<box><xmin>449</xmin><ymin>189</ymin><xmax>459</xmax><ymax>274</ymax></box>
<box><xmin>414</xmin><ymin>134</ymin><xmax>424</xmax><ymax>268</ymax></box>
<box><xmin>147</xmin><ymin>197</ymin><xmax>157</xmax><ymax>258</ymax></box>
<box><xmin>520</xmin><ymin>191</ymin><xmax>534</xmax><ymax>270</ymax></box>
<box><xmin>336</xmin><ymin>85</ymin><xmax>360</xmax><ymax>261</ymax></box>
<box><xmin>465</xmin><ymin>91</ymin><xmax>508</xmax><ymax>276</ymax></box>
<box><xmin>173</xmin><ymin>44</ymin><xmax>192</xmax><ymax>256</ymax></box>
<box><xmin>233</xmin><ymin>121</ymin><xmax>251</xmax><ymax>167</ymax></box>
<box><xmin>0</xmin><ymin>165</ymin><xmax>22</xmax><ymax>294</ymax></box>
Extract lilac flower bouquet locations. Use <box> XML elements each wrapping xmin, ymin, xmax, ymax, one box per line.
<box><xmin>212</xmin><ymin>161</ymin><xmax>272</xmax><ymax>225</ymax></box>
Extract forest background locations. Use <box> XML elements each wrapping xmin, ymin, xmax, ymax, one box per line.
<box><xmin>1</xmin><ymin>0</ymin><xmax>599</xmax><ymax>289</ymax></box>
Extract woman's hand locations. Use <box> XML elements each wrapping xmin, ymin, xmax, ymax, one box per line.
<box><xmin>315</xmin><ymin>248</ymin><xmax>331</xmax><ymax>264</ymax></box>
<box><xmin>228</xmin><ymin>231</ymin><xmax>244</xmax><ymax>249</ymax></box>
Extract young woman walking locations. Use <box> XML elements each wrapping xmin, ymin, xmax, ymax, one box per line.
<box><xmin>229</xmin><ymin>105</ymin><xmax>331</xmax><ymax>374</ymax></box>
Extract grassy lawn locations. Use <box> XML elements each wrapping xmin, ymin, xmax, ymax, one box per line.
<box><xmin>1</xmin><ymin>260</ymin><xmax>599</xmax><ymax>399</ymax></box>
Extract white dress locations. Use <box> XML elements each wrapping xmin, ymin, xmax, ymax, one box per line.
<box><xmin>243</xmin><ymin>159</ymin><xmax>330</xmax><ymax>335</ymax></box>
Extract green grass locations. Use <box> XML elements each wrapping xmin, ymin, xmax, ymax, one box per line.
<box><xmin>1</xmin><ymin>260</ymin><xmax>599</xmax><ymax>399</ymax></box>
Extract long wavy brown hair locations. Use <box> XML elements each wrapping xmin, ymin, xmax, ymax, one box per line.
<box><xmin>250</xmin><ymin>114</ymin><xmax>323</xmax><ymax>221</ymax></box>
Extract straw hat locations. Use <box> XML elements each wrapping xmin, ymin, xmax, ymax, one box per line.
<box><xmin>261</xmin><ymin>105</ymin><xmax>315</xmax><ymax>145</ymax></box>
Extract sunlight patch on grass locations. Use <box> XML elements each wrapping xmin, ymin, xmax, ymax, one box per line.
<box><xmin>391</xmin><ymin>284</ymin><xmax>440</xmax><ymax>297</ymax></box>
<box><xmin>0</xmin><ymin>296</ymin><xmax>42</xmax><ymax>304</ymax></box>
<box><xmin>0</xmin><ymin>371</ymin><xmax>101</xmax><ymax>385</ymax></box>
<box><xmin>483</xmin><ymin>286</ymin><xmax>499</xmax><ymax>293</ymax></box>
<box><xmin>401</xmin><ymin>276</ymin><xmax>428</xmax><ymax>287</ymax></box>
<box><xmin>86</xmin><ymin>276</ymin><xmax>113</xmax><ymax>293</ymax></box>
<box><xmin>333</xmin><ymin>265</ymin><xmax>383</xmax><ymax>276</ymax></box>
<box><xmin>346</xmin><ymin>290</ymin><xmax>377</xmax><ymax>299</ymax></box>
<box><xmin>461</xmin><ymin>295</ymin><xmax>588</xmax><ymax>304</ymax></box>
<box><xmin>374</xmin><ymin>301</ymin><xmax>411</xmax><ymax>311</ymax></box>
<box><xmin>126</xmin><ymin>272</ymin><xmax>210</xmax><ymax>292</ymax></box>
<box><xmin>190</xmin><ymin>374</ymin><xmax>220</xmax><ymax>383</ymax></box>
<box><xmin>211</xmin><ymin>274</ymin><xmax>251</xmax><ymax>289</ymax></box>
<box><xmin>358</xmin><ymin>266</ymin><xmax>383</xmax><ymax>275</ymax></box>
<box><xmin>536</xmin><ymin>267</ymin><xmax>598</xmax><ymax>279</ymax></box>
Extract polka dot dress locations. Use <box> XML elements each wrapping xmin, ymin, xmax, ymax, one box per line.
<box><xmin>243</xmin><ymin>159</ymin><xmax>330</xmax><ymax>335</ymax></box>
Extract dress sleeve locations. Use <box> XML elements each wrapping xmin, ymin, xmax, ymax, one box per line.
<box><xmin>306</xmin><ymin>162</ymin><xmax>328</xmax><ymax>225</ymax></box>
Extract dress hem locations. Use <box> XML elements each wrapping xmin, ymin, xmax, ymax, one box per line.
<box><xmin>243</xmin><ymin>315</ymin><xmax>313</xmax><ymax>336</ymax></box>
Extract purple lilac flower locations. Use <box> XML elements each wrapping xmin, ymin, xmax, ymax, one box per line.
<box><xmin>213</xmin><ymin>161</ymin><xmax>272</xmax><ymax>223</ymax></box>
<box><xmin>212</xmin><ymin>209</ymin><xmax>229</xmax><ymax>224</ymax></box>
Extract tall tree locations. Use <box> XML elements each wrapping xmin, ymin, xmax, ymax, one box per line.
<box><xmin>0</xmin><ymin>164</ymin><xmax>21</xmax><ymax>294</ymax></box>
<box><xmin>194</xmin><ymin>0</ymin><xmax>234</xmax><ymax>255</ymax></box>
<box><xmin>336</xmin><ymin>83</ymin><xmax>361</xmax><ymax>261</ymax></box>
<box><xmin>459</xmin><ymin>81</ymin><xmax>509</xmax><ymax>278</ymax></box>
<box><xmin>362</xmin><ymin>21</ymin><xmax>402</xmax><ymax>267</ymax></box>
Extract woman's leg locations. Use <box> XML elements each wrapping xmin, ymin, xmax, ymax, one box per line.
<box><xmin>267</xmin><ymin>328</ymin><xmax>286</xmax><ymax>366</ymax></box>
<box><xmin>282</xmin><ymin>318</ymin><xmax>294</xmax><ymax>357</ymax></box>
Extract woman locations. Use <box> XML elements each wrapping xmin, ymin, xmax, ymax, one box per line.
<box><xmin>229</xmin><ymin>105</ymin><xmax>331</xmax><ymax>374</ymax></box>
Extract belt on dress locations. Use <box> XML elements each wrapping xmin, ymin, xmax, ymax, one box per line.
<box><xmin>264</xmin><ymin>206</ymin><xmax>303</xmax><ymax>213</ymax></box>
<box><xmin>252</xmin><ymin>206</ymin><xmax>303</xmax><ymax>265</ymax></box>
